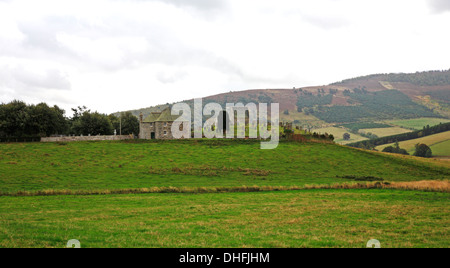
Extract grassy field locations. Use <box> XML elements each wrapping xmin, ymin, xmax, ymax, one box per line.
<box><xmin>0</xmin><ymin>140</ymin><xmax>449</xmax><ymax>248</ymax></box>
<box><xmin>1</xmin><ymin>140</ymin><xmax>449</xmax><ymax>195</ymax></box>
<box><xmin>280</xmin><ymin>110</ymin><xmax>328</xmax><ymax>129</ymax></box>
<box><xmin>0</xmin><ymin>189</ymin><xmax>449</xmax><ymax>248</ymax></box>
<box><xmin>359</xmin><ymin>127</ymin><xmax>411</xmax><ymax>138</ymax></box>
<box><xmin>312</xmin><ymin>127</ymin><xmax>367</xmax><ymax>145</ymax></box>
<box><xmin>376</xmin><ymin>131</ymin><xmax>450</xmax><ymax>156</ymax></box>
<box><xmin>387</xmin><ymin>118</ymin><xmax>450</xmax><ymax>130</ymax></box>
<box><xmin>431</xmin><ymin>140</ymin><xmax>450</xmax><ymax>157</ymax></box>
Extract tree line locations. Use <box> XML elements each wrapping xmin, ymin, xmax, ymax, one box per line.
<box><xmin>332</xmin><ymin>69</ymin><xmax>450</xmax><ymax>87</ymax></box>
<box><xmin>0</xmin><ymin>100</ymin><xmax>139</xmax><ymax>138</ymax></box>
<box><xmin>314</xmin><ymin>90</ymin><xmax>437</xmax><ymax>123</ymax></box>
<box><xmin>348</xmin><ymin>122</ymin><xmax>450</xmax><ymax>149</ymax></box>
<box><xmin>382</xmin><ymin>142</ymin><xmax>433</xmax><ymax>158</ymax></box>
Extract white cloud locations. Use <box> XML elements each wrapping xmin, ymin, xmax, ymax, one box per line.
<box><xmin>146</xmin><ymin>0</ymin><xmax>228</xmax><ymax>10</ymax></box>
<box><xmin>0</xmin><ymin>58</ymin><xmax>71</xmax><ymax>91</ymax></box>
<box><xmin>428</xmin><ymin>0</ymin><xmax>450</xmax><ymax>13</ymax></box>
<box><xmin>0</xmin><ymin>0</ymin><xmax>449</xmax><ymax>114</ymax></box>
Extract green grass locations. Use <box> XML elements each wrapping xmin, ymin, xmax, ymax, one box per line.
<box><xmin>280</xmin><ymin>110</ymin><xmax>328</xmax><ymax>128</ymax></box>
<box><xmin>0</xmin><ymin>189</ymin><xmax>448</xmax><ymax>248</ymax></box>
<box><xmin>388</xmin><ymin>118</ymin><xmax>450</xmax><ymax>130</ymax></box>
<box><xmin>339</xmin><ymin>122</ymin><xmax>392</xmax><ymax>131</ymax></box>
<box><xmin>312</xmin><ymin>127</ymin><xmax>368</xmax><ymax>144</ymax></box>
<box><xmin>359</xmin><ymin>127</ymin><xmax>411</xmax><ymax>138</ymax></box>
<box><xmin>430</xmin><ymin>140</ymin><xmax>450</xmax><ymax>157</ymax></box>
<box><xmin>1</xmin><ymin>140</ymin><xmax>449</xmax><ymax>248</ymax></box>
<box><xmin>1</xmin><ymin>140</ymin><xmax>448</xmax><ymax>195</ymax></box>
<box><xmin>376</xmin><ymin>131</ymin><xmax>450</xmax><ymax>156</ymax></box>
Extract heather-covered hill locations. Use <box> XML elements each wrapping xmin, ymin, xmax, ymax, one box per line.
<box><xmin>119</xmin><ymin>70</ymin><xmax>450</xmax><ymax>126</ymax></box>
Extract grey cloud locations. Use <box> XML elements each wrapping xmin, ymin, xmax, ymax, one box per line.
<box><xmin>7</xmin><ymin>4</ymin><xmax>232</xmax><ymax>72</ymax></box>
<box><xmin>18</xmin><ymin>16</ymin><xmax>89</xmax><ymax>53</ymax></box>
<box><xmin>0</xmin><ymin>65</ymin><xmax>71</xmax><ymax>91</ymax></box>
<box><xmin>428</xmin><ymin>0</ymin><xmax>450</xmax><ymax>13</ymax></box>
<box><xmin>2</xmin><ymin>1</ymin><xmax>272</xmax><ymax>94</ymax></box>
<box><xmin>32</xmin><ymin>69</ymin><xmax>71</xmax><ymax>90</ymax></box>
<box><xmin>131</xmin><ymin>0</ymin><xmax>227</xmax><ymax>11</ymax></box>
<box><xmin>12</xmin><ymin>16</ymin><xmax>147</xmax><ymax>72</ymax></box>
<box><xmin>2</xmin><ymin>17</ymin><xmax>94</xmax><ymax>68</ymax></box>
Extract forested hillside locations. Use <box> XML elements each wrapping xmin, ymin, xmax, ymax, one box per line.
<box><xmin>314</xmin><ymin>90</ymin><xmax>437</xmax><ymax>123</ymax></box>
<box><xmin>119</xmin><ymin>70</ymin><xmax>450</xmax><ymax>129</ymax></box>
<box><xmin>333</xmin><ymin>69</ymin><xmax>450</xmax><ymax>87</ymax></box>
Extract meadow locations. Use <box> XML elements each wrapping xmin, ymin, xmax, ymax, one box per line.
<box><xmin>431</xmin><ymin>140</ymin><xmax>450</xmax><ymax>158</ymax></box>
<box><xmin>359</xmin><ymin>127</ymin><xmax>411</xmax><ymax>138</ymax></box>
<box><xmin>387</xmin><ymin>118</ymin><xmax>450</xmax><ymax>130</ymax></box>
<box><xmin>311</xmin><ymin>127</ymin><xmax>367</xmax><ymax>144</ymax></box>
<box><xmin>0</xmin><ymin>190</ymin><xmax>449</xmax><ymax>248</ymax></box>
<box><xmin>1</xmin><ymin>140</ymin><xmax>448</xmax><ymax>195</ymax></box>
<box><xmin>280</xmin><ymin>110</ymin><xmax>328</xmax><ymax>129</ymax></box>
<box><xmin>0</xmin><ymin>139</ymin><xmax>449</xmax><ymax>248</ymax></box>
<box><xmin>376</xmin><ymin>131</ymin><xmax>450</xmax><ymax>156</ymax></box>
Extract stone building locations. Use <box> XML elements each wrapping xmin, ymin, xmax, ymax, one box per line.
<box><xmin>139</xmin><ymin>108</ymin><xmax>187</xmax><ymax>140</ymax></box>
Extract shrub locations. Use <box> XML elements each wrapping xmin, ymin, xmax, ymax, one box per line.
<box><xmin>343</xmin><ymin>133</ymin><xmax>351</xmax><ymax>141</ymax></box>
<box><xmin>414</xmin><ymin>144</ymin><xmax>433</xmax><ymax>158</ymax></box>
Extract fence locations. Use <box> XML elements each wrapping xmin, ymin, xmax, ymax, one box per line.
<box><xmin>41</xmin><ymin>135</ymin><xmax>134</xmax><ymax>142</ymax></box>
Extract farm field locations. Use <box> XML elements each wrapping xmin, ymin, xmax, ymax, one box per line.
<box><xmin>359</xmin><ymin>127</ymin><xmax>411</xmax><ymax>138</ymax></box>
<box><xmin>2</xmin><ymin>140</ymin><xmax>449</xmax><ymax>195</ymax></box>
<box><xmin>312</xmin><ymin>127</ymin><xmax>367</xmax><ymax>145</ymax></box>
<box><xmin>431</xmin><ymin>140</ymin><xmax>450</xmax><ymax>157</ymax></box>
<box><xmin>0</xmin><ymin>140</ymin><xmax>449</xmax><ymax>248</ymax></box>
<box><xmin>387</xmin><ymin>118</ymin><xmax>450</xmax><ymax>130</ymax></box>
<box><xmin>280</xmin><ymin>110</ymin><xmax>328</xmax><ymax>129</ymax></box>
<box><xmin>0</xmin><ymin>189</ymin><xmax>449</xmax><ymax>248</ymax></box>
<box><xmin>376</xmin><ymin>131</ymin><xmax>450</xmax><ymax>156</ymax></box>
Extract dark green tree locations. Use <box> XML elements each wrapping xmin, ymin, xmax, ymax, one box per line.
<box><xmin>109</xmin><ymin>112</ymin><xmax>139</xmax><ymax>135</ymax></box>
<box><xmin>28</xmin><ymin>103</ymin><xmax>68</xmax><ymax>136</ymax></box>
<box><xmin>343</xmin><ymin>133</ymin><xmax>351</xmax><ymax>141</ymax></box>
<box><xmin>0</xmin><ymin>100</ymin><xmax>29</xmax><ymax>137</ymax></box>
<box><xmin>414</xmin><ymin>144</ymin><xmax>433</xmax><ymax>158</ymax></box>
<box><xmin>0</xmin><ymin>100</ymin><xmax>68</xmax><ymax>137</ymax></box>
<box><xmin>71</xmin><ymin>106</ymin><xmax>90</xmax><ymax>121</ymax></box>
<box><xmin>72</xmin><ymin>111</ymin><xmax>113</xmax><ymax>136</ymax></box>
<box><xmin>382</xmin><ymin>142</ymin><xmax>409</xmax><ymax>155</ymax></box>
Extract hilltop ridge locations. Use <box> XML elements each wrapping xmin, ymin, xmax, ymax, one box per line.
<box><xmin>119</xmin><ymin>69</ymin><xmax>450</xmax><ymax>126</ymax></box>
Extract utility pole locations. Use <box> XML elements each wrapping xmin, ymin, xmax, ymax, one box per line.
<box><xmin>120</xmin><ymin>114</ymin><xmax>122</xmax><ymax>136</ymax></box>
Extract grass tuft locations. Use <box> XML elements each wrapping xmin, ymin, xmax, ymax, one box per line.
<box><xmin>2</xmin><ymin>180</ymin><xmax>448</xmax><ymax>197</ymax></box>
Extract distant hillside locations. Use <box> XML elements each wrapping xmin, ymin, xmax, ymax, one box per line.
<box><xmin>348</xmin><ymin>122</ymin><xmax>450</xmax><ymax>150</ymax></box>
<box><xmin>332</xmin><ymin>69</ymin><xmax>450</xmax><ymax>87</ymax></box>
<box><xmin>118</xmin><ymin>70</ymin><xmax>450</xmax><ymax>130</ymax></box>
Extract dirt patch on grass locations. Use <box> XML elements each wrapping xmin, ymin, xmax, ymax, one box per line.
<box><xmin>149</xmin><ymin>165</ymin><xmax>272</xmax><ymax>177</ymax></box>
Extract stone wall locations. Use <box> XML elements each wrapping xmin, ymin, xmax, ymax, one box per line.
<box><xmin>139</xmin><ymin>121</ymin><xmax>189</xmax><ymax>140</ymax></box>
<box><xmin>41</xmin><ymin>135</ymin><xmax>134</xmax><ymax>142</ymax></box>
<box><xmin>140</xmin><ymin>121</ymin><xmax>175</xmax><ymax>140</ymax></box>
<box><xmin>155</xmin><ymin>122</ymin><xmax>174</xmax><ymax>139</ymax></box>
<box><xmin>139</xmin><ymin>122</ymin><xmax>155</xmax><ymax>140</ymax></box>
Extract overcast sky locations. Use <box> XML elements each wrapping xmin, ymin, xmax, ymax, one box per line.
<box><xmin>0</xmin><ymin>0</ymin><xmax>449</xmax><ymax>114</ymax></box>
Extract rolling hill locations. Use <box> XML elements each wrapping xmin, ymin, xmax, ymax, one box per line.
<box><xmin>376</xmin><ymin>131</ymin><xmax>450</xmax><ymax>157</ymax></box>
<box><xmin>1</xmin><ymin>139</ymin><xmax>449</xmax><ymax>248</ymax></box>
<box><xmin>118</xmin><ymin>70</ymin><xmax>450</xmax><ymax>142</ymax></box>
